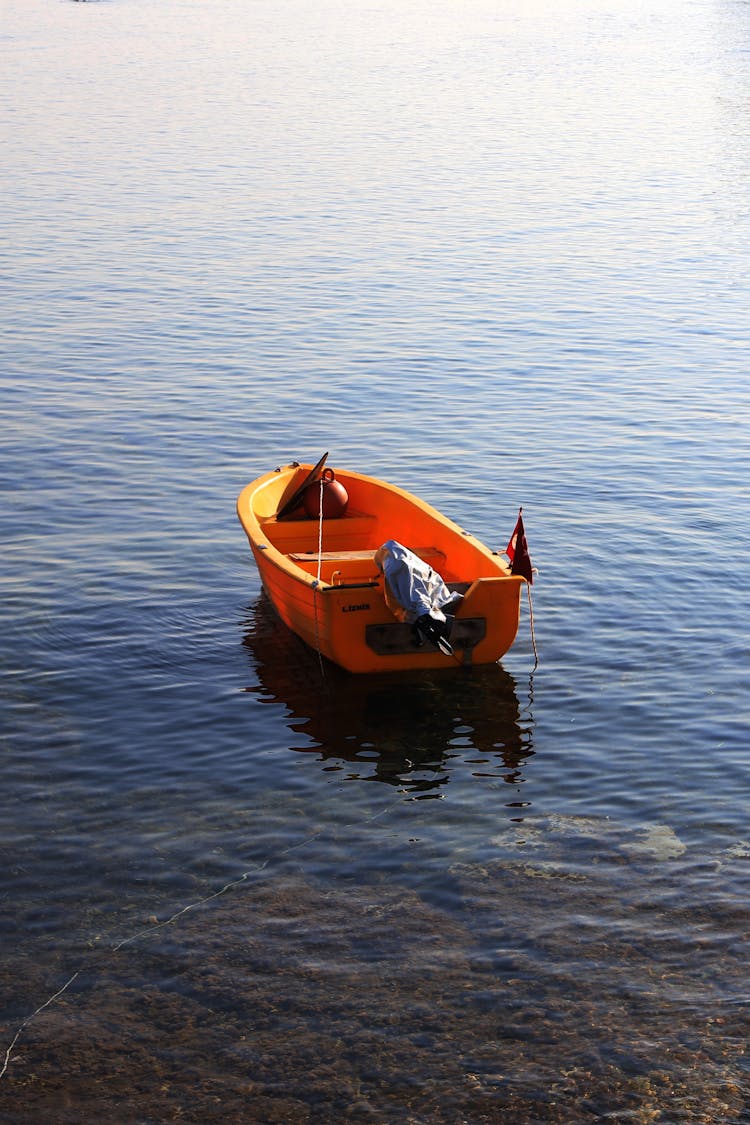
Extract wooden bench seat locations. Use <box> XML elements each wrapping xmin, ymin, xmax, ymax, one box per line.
<box><xmin>263</xmin><ymin>513</ymin><xmax>377</xmax><ymax>541</ymax></box>
<box><xmin>289</xmin><ymin>547</ymin><xmax>446</xmax><ymax>564</ymax></box>
<box><xmin>289</xmin><ymin>549</ymin><xmax>375</xmax><ymax>562</ymax></box>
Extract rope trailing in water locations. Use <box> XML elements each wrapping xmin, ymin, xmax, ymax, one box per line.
<box><xmin>526</xmin><ymin>583</ymin><xmax>538</xmax><ymax>668</ymax></box>
<box><xmin>0</xmin><ymin>972</ymin><xmax>81</xmax><ymax>1079</ymax></box>
<box><xmin>0</xmin><ymin>795</ymin><xmax>404</xmax><ymax>1080</ymax></box>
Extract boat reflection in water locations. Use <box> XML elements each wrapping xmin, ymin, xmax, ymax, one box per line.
<box><xmin>241</xmin><ymin>594</ymin><xmax>535</xmax><ymax>797</ymax></box>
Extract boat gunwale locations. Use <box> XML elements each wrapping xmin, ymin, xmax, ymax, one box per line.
<box><xmin>237</xmin><ymin>464</ymin><xmax>515</xmax><ymax>592</ymax></box>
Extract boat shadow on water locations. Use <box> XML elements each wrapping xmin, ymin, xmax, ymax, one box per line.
<box><xmin>241</xmin><ymin>594</ymin><xmax>535</xmax><ymax>796</ymax></box>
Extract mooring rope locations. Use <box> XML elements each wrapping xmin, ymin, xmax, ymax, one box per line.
<box><xmin>0</xmin><ymin>972</ymin><xmax>82</xmax><ymax>1080</ymax></box>
<box><xmin>0</xmin><ymin>794</ymin><xmax>404</xmax><ymax>1080</ymax></box>
<box><xmin>527</xmin><ymin>584</ymin><xmax>539</xmax><ymax>668</ymax></box>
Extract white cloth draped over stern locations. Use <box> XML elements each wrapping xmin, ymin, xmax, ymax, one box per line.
<box><xmin>375</xmin><ymin>539</ymin><xmax>455</xmax><ymax>624</ymax></box>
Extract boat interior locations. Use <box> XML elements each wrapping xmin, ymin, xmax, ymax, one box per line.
<box><xmin>249</xmin><ymin>462</ymin><xmax>509</xmax><ymax>590</ymax></box>
<box><xmin>261</xmin><ymin>513</ymin><xmax>450</xmax><ymax>587</ymax></box>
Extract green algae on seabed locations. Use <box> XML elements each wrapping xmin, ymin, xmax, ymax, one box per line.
<box><xmin>0</xmin><ymin>858</ymin><xmax>748</xmax><ymax>1125</ymax></box>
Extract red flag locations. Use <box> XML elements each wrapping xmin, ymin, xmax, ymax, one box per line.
<box><xmin>506</xmin><ymin>508</ymin><xmax>533</xmax><ymax>584</ymax></box>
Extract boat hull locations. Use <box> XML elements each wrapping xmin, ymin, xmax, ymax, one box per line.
<box><xmin>237</xmin><ymin>463</ymin><xmax>526</xmax><ymax>673</ymax></box>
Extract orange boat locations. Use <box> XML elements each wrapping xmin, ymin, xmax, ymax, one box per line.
<box><xmin>236</xmin><ymin>457</ymin><xmax>528</xmax><ymax>673</ymax></box>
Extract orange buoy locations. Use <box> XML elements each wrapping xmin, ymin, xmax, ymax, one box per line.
<box><xmin>303</xmin><ymin>468</ymin><xmax>349</xmax><ymax>519</ymax></box>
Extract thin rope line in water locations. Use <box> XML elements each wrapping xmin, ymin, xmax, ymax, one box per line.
<box><xmin>117</xmin><ymin>795</ymin><xmax>400</xmax><ymax>950</ymax></box>
<box><xmin>0</xmin><ymin>971</ymin><xmax>81</xmax><ymax>1080</ymax></box>
<box><xmin>526</xmin><ymin>583</ymin><xmax>539</xmax><ymax>668</ymax></box>
<box><xmin>0</xmin><ymin>795</ymin><xmax>403</xmax><ymax>1079</ymax></box>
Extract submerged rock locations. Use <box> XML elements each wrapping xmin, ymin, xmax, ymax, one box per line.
<box><xmin>622</xmin><ymin>824</ymin><xmax>687</xmax><ymax>861</ymax></box>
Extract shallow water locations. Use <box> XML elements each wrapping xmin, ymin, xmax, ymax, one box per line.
<box><xmin>2</xmin><ymin>0</ymin><xmax>750</xmax><ymax>1120</ymax></box>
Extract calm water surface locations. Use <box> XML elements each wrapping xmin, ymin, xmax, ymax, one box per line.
<box><xmin>2</xmin><ymin>0</ymin><xmax>750</xmax><ymax>1120</ymax></box>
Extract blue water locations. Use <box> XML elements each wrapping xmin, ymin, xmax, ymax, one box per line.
<box><xmin>2</xmin><ymin>0</ymin><xmax>750</xmax><ymax>1120</ymax></box>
